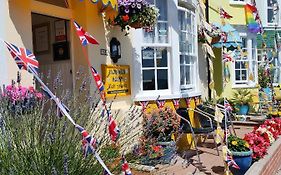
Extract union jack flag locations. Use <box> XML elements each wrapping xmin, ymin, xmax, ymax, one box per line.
<box><xmin>4</xmin><ymin>41</ymin><xmax>39</xmax><ymax>74</ymax></box>
<box><xmin>91</xmin><ymin>66</ymin><xmax>104</xmax><ymax>92</ymax></box>
<box><xmin>185</xmin><ymin>98</ymin><xmax>191</xmax><ymax>108</ymax></box>
<box><xmin>139</xmin><ymin>101</ymin><xmax>149</xmax><ymax>112</ymax></box>
<box><xmin>224</xmin><ymin>99</ymin><xmax>233</xmax><ymax>111</ymax></box>
<box><xmin>73</xmin><ymin>21</ymin><xmax>99</xmax><ymax>46</ymax></box>
<box><xmin>156</xmin><ymin>100</ymin><xmax>165</xmax><ymax>109</ymax></box>
<box><xmin>76</xmin><ymin>124</ymin><xmax>98</xmax><ymax>157</ymax></box>
<box><xmin>107</xmin><ymin>109</ymin><xmax>120</xmax><ymax>142</ymax></box>
<box><xmin>220</xmin><ymin>32</ymin><xmax>228</xmax><ymax>43</ymax></box>
<box><xmin>172</xmin><ymin>99</ymin><xmax>180</xmax><ymax>109</ymax></box>
<box><xmin>121</xmin><ymin>155</ymin><xmax>132</xmax><ymax>175</ymax></box>
<box><xmin>219</xmin><ymin>7</ymin><xmax>233</xmax><ymax>19</ymax></box>
<box><xmin>223</xmin><ymin>52</ymin><xmax>233</xmax><ymax>62</ymax></box>
<box><xmin>226</xmin><ymin>155</ymin><xmax>240</xmax><ymax>169</ymax></box>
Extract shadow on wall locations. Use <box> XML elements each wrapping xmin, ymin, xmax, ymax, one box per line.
<box><xmin>8</xmin><ymin>1</ymin><xmax>33</xmax><ymax>49</ymax></box>
<box><xmin>213</xmin><ymin>48</ymin><xmax>223</xmax><ymax>96</ymax></box>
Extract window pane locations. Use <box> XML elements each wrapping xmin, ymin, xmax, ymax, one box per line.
<box><xmin>179</xmin><ymin>11</ymin><xmax>186</xmax><ymax>31</ymax></box>
<box><xmin>185</xmin><ymin>56</ymin><xmax>191</xmax><ymax>64</ymax></box>
<box><xmin>142</xmin><ymin>47</ymin><xmax>154</xmax><ymax>67</ymax></box>
<box><xmin>180</xmin><ymin>55</ymin><xmax>184</xmax><ymax>64</ymax></box>
<box><xmin>157</xmin><ymin>69</ymin><xmax>168</xmax><ymax>89</ymax></box>
<box><xmin>235</xmin><ymin>71</ymin><xmax>240</xmax><ymax>81</ymax></box>
<box><xmin>156</xmin><ymin>0</ymin><xmax>167</xmax><ymax>21</ymax></box>
<box><xmin>242</xmin><ymin>70</ymin><xmax>247</xmax><ymax>80</ymax></box>
<box><xmin>180</xmin><ymin>66</ymin><xmax>185</xmax><ymax>85</ymax></box>
<box><xmin>268</xmin><ymin>9</ymin><xmax>274</xmax><ymax>23</ymax></box>
<box><xmin>158</xmin><ymin>22</ymin><xmax>168</xmax><ymax>43</ymax></box>
<box><xmin>235</xmin><ymin>62</ymin><xmax>240</xmax><ymax>69</ymax></box>
<box><xmin>143</xmin><ymin>70</ymin><xmax>155</xmax><ymax>90</ymax></box>
<box><xmin>143</xmin><ymin>31</ymin><xmax>155</xmax><ymax>43</ymax></box>
<box><xmin>185</xmin><ymin>65</ymin><xmax>191</xmax><ymax>85</ymax></box>
<box><xmin>156</xmin><ymin>48</ymin><xmax>167</xmax><ymax>67</ymax></box>
<box><xmin>268</xmin><ymin>0</ymin><xmax>277</xmax><ymax>7</ymax></box>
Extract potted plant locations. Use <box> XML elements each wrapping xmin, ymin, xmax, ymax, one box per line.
<box><xmin>258</xmin><ymin>64</ymin><xmax>272</xmax><ymax>101</ymax></box>
<box><xmin>231</xmin><ymin>89</ymin><xmax>253</xmax><ymax>115</ymax></box>
<box><xmin>113</xmin><ymin>0</ymin><xmax>159</xmax><ymax>31</ymax></box>
<box><xmin>227</xmin><ymin>135</ymin><xmax>252</xmax><ymax>175</ymax></box>
<box><xmin>140</xmin><ymin>108</ymin><xmax>180</xmax><ymax>165</ymax></box>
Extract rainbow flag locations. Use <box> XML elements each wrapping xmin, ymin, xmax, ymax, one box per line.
<box><xmin>245</xmin><ymin>4</ymin><xmax>261</xmax><ymax>33</ymax></box>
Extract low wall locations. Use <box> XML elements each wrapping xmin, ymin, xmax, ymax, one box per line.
<box><xmin>246</xmin><ymin>137</ymin><xmax>281</xmax><ymax>175</ymax></box>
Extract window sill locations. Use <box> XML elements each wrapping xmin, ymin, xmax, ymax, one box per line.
<box><xmin>180</xmin><ymin>91</ymin><xmax>201</xmax><ymax>98</ymax></box>
<box><xmin>232</xmin><ymin>84</ymin><xmax>258</xmax><ymax>89</ymax></box>
<box><xmin>133</xmin><ymin>91</ymin><xmax>201</xmax><ymax>101</ymax></box>
<box><xmin>134</xmin><ymin>94</ymin><xmax>180</xmax><ymax>101</ymax></box>
<box><xmin>229</xmin><ymin>1</ymin><xmax>246</xmax><ymax>6</ymax></box>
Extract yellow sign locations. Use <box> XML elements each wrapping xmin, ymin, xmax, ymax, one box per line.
<box><xmin>101</xmin><ymin>64</ymin><xmax>131</xmax><ymax>98</ymax></box>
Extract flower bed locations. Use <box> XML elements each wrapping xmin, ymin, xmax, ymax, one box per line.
<box><xmin>1</xmin><ymin>84</ymin><xmax>43</xmax><ymax>114</ymax></box>
<box><xmin>244</xmin><ymin>118</ymin><xmax>281</xmax><ymax>161</ymax></box>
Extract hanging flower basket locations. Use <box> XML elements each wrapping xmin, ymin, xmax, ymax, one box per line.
<box><xmin>113</xmin><ymin>0</ymin><xmax>159</xmax><ymax>31</ymax></box>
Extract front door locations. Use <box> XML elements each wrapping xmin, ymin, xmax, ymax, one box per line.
<box><xmin>31</xmin><ymin>13</ymin><xmax>73</xmax><ymax>95</ymax></box>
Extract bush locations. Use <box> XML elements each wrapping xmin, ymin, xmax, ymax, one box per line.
<box><xmin>0</xmin><ymin>85</ymin><xmax>122</xmax><ymax>174</ymax></box>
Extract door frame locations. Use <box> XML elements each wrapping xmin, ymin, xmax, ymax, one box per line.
<box><xmin>31</xmin><ymin>0</ymin><xmax>76</xmax><ymax>91</ymax></box>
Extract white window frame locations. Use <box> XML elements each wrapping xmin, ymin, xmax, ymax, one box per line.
<box><xmin>141</xmin><ymin>47</ymin><xmax>170</xmax><ymax>92</ymax></box>
<box><xmin>178</xmin><ymin>7</ymin><xmax>198</xmax><ymax>93</ymax></box>
<box><xmin>267</xmin><ymin>0</ymin><xmax>279</xmax><ymax>26</ymax></box>
<box><xmin>133</xmin><ymin>0</ymin><xmax>172</xmax><ymax>101</ymax></box>
<box><xmin>232</xmin><ymin>33</ymin><xmax>257</xmax><ymax>88</ymax></box>
<box><xmin>257</xmin><ymin>49</ymin><xmax>281</xmax><ymax>86</ymax></box>
<box><xmin>132</xmin><ymin>0</ymin><xmax>200</xmax><ymax>101</ymax></box>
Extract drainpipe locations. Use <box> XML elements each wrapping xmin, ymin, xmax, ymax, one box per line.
<box><xmin>205</xmin><ymin>0</ymin><xmax>211</xmax><ymax>99</ymax></box>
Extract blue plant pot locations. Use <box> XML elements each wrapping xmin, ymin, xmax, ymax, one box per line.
<box><xmin>230</xmin><ymin>150</ymin><xmax>253</xmax><ymax>175</ymax></box>
<box><xmin>262</xmin><ymin>87</ymin><xmax>272</xmax><ymax>101</ymax></box>
<box><xmin>238</xmin><ymin>105</ymin><xmax>249</xmax><ymax>115</ymax></box>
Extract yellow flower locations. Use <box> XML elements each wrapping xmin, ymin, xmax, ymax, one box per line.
<box><xmin>245</xmin><ymin>142</ymin><xmax>249</xmax><ymax>148</ymax></box>
<box><xmin>232</xmin><ymin>141</ymin><xmax>238</xmax><ymax>146</ymax></box>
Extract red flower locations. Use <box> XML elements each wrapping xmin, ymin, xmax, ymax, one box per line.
<box><xmin>122</xmin><ymin>15</ymin><xmax>129</xmax><ymax>22</ymax></box>
<box><xmin>151</xmin><ymin>145</ymin><xmax>162</xmax><ymax>153</ymax></box>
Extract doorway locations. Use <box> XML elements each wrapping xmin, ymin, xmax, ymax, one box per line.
<box><xmin>31</xmin><ymin>13</ymin><xmax>73</xmax><ymax>95</ymax></box>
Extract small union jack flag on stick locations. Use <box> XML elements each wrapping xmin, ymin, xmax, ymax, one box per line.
<box><xmin>224</xmin><ymin>99</ymin><xmax>233</xmax><ymax>112</ymax></box>
<box><xmin>75</xmin><ymin>124</ymin><xmax>98</xmax><ymax>157</ymax></box>
<box><xmin>121</xmin><ymin>155</ymin><xmax>132</xmax><ymax>175</ymax></box>
<box><xmin>226</xmin><ymin>154</ymin><xmax>240</xmax><ymax>169</ymax></box>
<box><xmin>106</xmin><ymin>109</ymin><xmax>120</xmax><ymax>142</ymax></box>
<box><xmin>156</xmin><ymin>100</ymin><xmax>165</xmax><ymax>109</ymax></box>
<box><xmin>73</xmin><ymin>21</ymin><xmax>99</xmax><ymax>46</ymax></box>
<box><xmin>139</xmin><ymin>101</ymin><xmax>149</xmax><ymax>112</ymax></box>
<box><xmin>185</xmin><ymin>98</ymin><xmax>191</xmax><ymax>108</ymax></box>
<box><xmin>90</xmin><ymin>66</ymin><xmax>105</xmax><ymax>102</ymax></box>
<box><xmin>220</xmin><ymin>7</ymin><xmax>233</xmax><ymax>19</ymax></box>
<box><xmin>172</xmin><ymin>99</ymin><xmax>180</xmax><ymax>109</ymax></box>
<box><xmin>4</xmin><ymin>41</ymin><xmax>39</xmax><ymax>75</ymax></box>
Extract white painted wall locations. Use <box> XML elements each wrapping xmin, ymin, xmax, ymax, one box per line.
<box><xmin>0</xmin><ymin>0</ymin><xmax>34</xmax><ymax>86</ymax></box>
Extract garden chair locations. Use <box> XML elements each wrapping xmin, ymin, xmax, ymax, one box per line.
<box><xmin>195</xmin><ymin>104</ymin><xmax>236</xmax><ymax>136</ymax></box>
<box><xmin>176</xmin><ymin>108</ymin><xmax>220</xmax><ymax>158</ymax></box>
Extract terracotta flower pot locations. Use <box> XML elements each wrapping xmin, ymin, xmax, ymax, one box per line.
<box><xmin>129</xmin><ymin>22</ymin><xmax>143</xmax><ymax>29</ymax></box>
